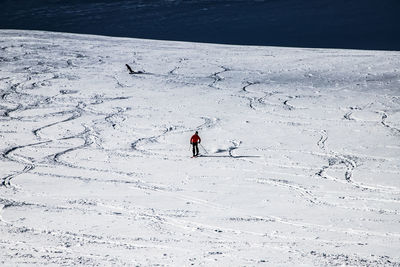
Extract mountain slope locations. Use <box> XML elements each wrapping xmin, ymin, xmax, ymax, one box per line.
<box><xmin>0</xmin><ymin>30</ymin><xmax>400</xmax><ymax>266</ymax></box>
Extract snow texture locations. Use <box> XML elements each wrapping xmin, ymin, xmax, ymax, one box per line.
<box><xmin>1</xmin><ymin>30</ymin><xmax>400</xmax><ymax>266</ymax></box>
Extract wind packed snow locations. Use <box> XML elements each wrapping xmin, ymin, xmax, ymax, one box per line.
<box><xmin>1</xmin><ymin>30</ymin><xmax>400</xmax><ymax>266</ymax></box>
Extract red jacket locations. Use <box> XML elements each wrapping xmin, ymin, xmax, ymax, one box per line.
<box><xmin>190</xmin><ymin>134</ymin><xmax>201</xmax><ymax>144</ymax></box>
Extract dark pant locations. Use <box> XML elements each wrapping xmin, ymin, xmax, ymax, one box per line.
<box><xmin>192</xmin><ymin>143</ymin><xmax>199</xmax><ymax>156</ymax></box>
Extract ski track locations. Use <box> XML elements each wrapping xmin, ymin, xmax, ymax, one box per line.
<box><xmin>1</xmin><ymin>140</ymin><xmax>52</xmax><ymax>187</ymax></box>
<box><xmin>1</xmin><ymin>30</ymin><xmax>400</xmax><ymax>266</ymax></box>
<box><xmin>317</xmin><ymin>130</ymin><xmax>328</xmax><ymax>150</ymax></box>
<box><xmin>32</xmin><ymin>111</ymin><xmax>82</xmax><ymax>139</ymax></box>
<box><xmin>381</xmin><ymin>112</ymin><xmax>400</xmax><ymax>134</ymax></box>
<box><xmin>314</xmin><ymin>128</ymin><xmax>399</xmax><ymax>195</ymax></box>
<box><xmin>253</xmin><ymin>177</ymin><xmax>400</xmax><ymax>215</ymax></box>
<box><xmin>315</xmin><ymin>129</ymin><xmax>361</xmax><ymax>185</ymax></box>
<box><xmin>153</xmin><ymin>182</ymin><xmax>400</xmax><ymax>244</ymax></box>
<box><xmin>130</xmin><ymin>116</ymin><xmax>219</xmax><ymax>156</ymax></box>
<box><xmin>208</xmin><ymin>66</ymin><xmax>230</xmax><ymax>89</ymax></box>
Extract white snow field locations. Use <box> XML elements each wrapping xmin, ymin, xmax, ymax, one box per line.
<box><xmin>1</xmin><ymin>30</ymin><xmax>400</xmax><ymax>266</ymax></box>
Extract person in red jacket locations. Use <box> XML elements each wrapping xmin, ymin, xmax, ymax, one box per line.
<box><xmin>190</xmin><ymin>131</ymin><xmax>201</xmax><ymax>157</ymax></box>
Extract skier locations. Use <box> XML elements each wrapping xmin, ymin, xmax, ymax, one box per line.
<box><xmin>190</xmin><ymin>131</ymin><xmax>201</xmax><ymax>157</ymax></box>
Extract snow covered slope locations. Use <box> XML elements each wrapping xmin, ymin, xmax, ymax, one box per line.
<box><xmin>0</xmin><ymin>30</ymin><xmax>400</xmax><ymax>266</ymax></box>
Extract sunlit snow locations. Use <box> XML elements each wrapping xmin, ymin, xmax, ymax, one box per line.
<box><xmin>1</xmin><ymin>30</ymin><xmax>400</xmax><ymax>266</ymax></box>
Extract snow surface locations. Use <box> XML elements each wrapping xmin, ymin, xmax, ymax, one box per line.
<box><xmin>1</xmin><ymin>30</ymin><xmax>400</xmax><ymax>266</ymax></box>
